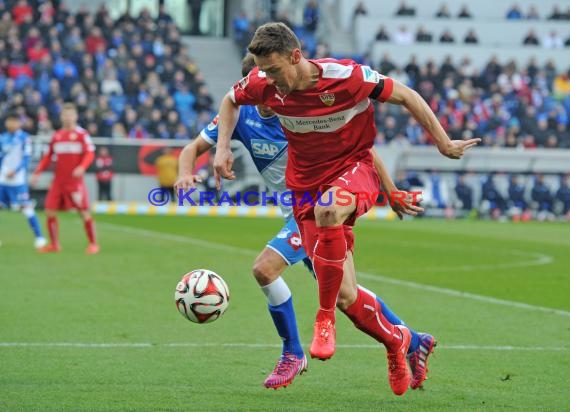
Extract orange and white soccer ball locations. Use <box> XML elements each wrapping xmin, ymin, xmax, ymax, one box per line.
<box><xmin>175</xmin><ymin>269</ymin><xmax>230</xmax><ymax>324</ymax></box>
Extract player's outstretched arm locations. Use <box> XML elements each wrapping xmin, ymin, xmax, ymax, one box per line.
<box><xmin>213</xmin><ymin>94</ymin><xmax>240</xmax><ymax>189</ymax></box>
<box><xmin>174</xmin><ymin>136</ymin><xmax>213</xmax><ymax>193</ymax></box>
<box><xmin>384</xmin><ymin>80</ymin><xmax>481</xmax><ymax>159</ymax></box>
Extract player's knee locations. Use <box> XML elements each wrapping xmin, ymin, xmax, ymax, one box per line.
<box><xmin>252</xmin><ymin>257</ymin><xmax>280</xmax><ymax>286</ymax></box>
<box><xmin>314</xmin><ymin>204</ymin><xmax>342</xmax><ymax>226</ymax></box>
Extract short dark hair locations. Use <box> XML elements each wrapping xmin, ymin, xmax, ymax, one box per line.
<box><xmin>5</xmin><ymin>111</ymin><xmax>19</xmax><ymax>120</ymax></box>
<box><xmin>62</xmin><ymin>102</ymin><xmax>77</xmax><ymax>111</ymax></box>
<box><xmin>241</xmin><ymin>53</ymin><xmax>256</xmax><ymax>77</ymax></box>
<box><xmin>247</xmin><ymin>22</ymin><xmax>301</xmax><ymax>57</ymax></box>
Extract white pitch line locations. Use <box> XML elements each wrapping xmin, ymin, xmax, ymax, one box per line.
<box><xmin>0</xmin><ymin>342</ymin><xmax>567</xmax><ymax>351</ymax></box>
<box><xmin>100</xmin><ymin>222</ymin><xmax>570</xmax><ymax>317</ymax></box>
<box><xmin>357</xmin><ymin>272</ymin><xmax>570</xmax><ymax>317</ymax></box>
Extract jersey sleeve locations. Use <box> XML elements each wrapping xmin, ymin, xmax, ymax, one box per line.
<box><xmin>79</xmin><ymin>132</ymin><xmax>95</xmax><ymax>169</ymax></box>
<box><xmin>228</xmin><ymin>68</ymin><xmax>266</xmax><ymax>106</ymax></box>
<box><xmin>199</xmin><ymin>111</ymin><xmax>242</xmax><ymax>146</ymax></box>
<box><xmin>199</xmin><ymin>114</ymin><xmax>220</xmax><ymax>145</ymax></box>
<box><xmin>350</xmin><ymin>64</ymin><xmax>394</xmax><ymax>103</ymax></box>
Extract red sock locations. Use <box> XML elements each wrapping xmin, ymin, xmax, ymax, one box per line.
<box><xmin>313</xmin><ymin>226</ymin><xmax>346</xmax><ymax>311</ymax></box>
<box><xmin>84</xmin><ymin>218</ymin><xmax>97</xmax><ymax>244</ymax></box>
<box><xmin>47</xmin><ymin>216</ymin><xmax>59</xmax><ymax>247</ymax></box>
<box><xmin>343</xmin><ymin>287</ymin><xmax>403</xmax><ymax>351</ymax></box>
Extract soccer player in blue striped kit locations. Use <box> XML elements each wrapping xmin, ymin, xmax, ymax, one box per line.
<box><xmin>0</xmin><ymin>112</ymin><xmax>46</xmax><ymax>249</ymax></box>
<box><xmin>175</xmin><ymin>54</ymin><xmax>435</xmax><ymax>390</ymax></box>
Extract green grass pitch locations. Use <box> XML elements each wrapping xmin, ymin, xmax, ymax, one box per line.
<box><xmin>0</xmin><ymin>212</ymin><xmax>568</xmax><ymax>411</ymax></box>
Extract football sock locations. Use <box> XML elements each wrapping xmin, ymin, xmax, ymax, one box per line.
<box><xmin>22</xmin><ymin>207</ymin><xmax>42</xmax><ymax>238</ymax></box>
<box><xmin>84</xmin><ymin>218</ymin><xmax>97</xmax><ymax>244</ymax></box>
<box><xmin>262</xmin><ymin>277</ymin><xmax>304</xmax><ymax>358</ymax></box>
<box><xmin>313</xmin><ymin>225</ymin><xmax>346</xmax><ymax>311</ymax></box>
<box><xmin>343</xmin><ymin>286</ymin><xmax>403</xmax><ymax>352</ymax></box>
<box><xmin>47</xmin><ymin>216</ymin><xmax>59</xmax><ymax>247</ymax></box>
<box><xmin>373</xmin><ymin>291</ymin><xmax>420</xmax><ymax>353</ymax></box>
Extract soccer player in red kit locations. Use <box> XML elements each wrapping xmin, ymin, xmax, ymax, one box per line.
<box><xmin>30</xmin><ymin>103</ymin><xmax>99</xmax><ymax>254</ymax></box>
<box><xmin>213</xmin><ymin>23</ymin><xmax>480</xmax><ymax>395</ymax></box>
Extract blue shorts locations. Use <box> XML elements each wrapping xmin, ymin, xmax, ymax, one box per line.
<box><xmin>0</xmin><ymin>184</ymin><xmax>31</xmax><ymax>208</ymax></box>
<box><xmin>267</xmin><ymin>218</ymin><xmax>311</xmax><ymax>269</ymax></box>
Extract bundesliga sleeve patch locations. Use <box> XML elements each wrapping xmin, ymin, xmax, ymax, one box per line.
<box><xmin>361</xmin><ymin>66</ymin><xmax>381</xmax><ymax>84</ymax></box>
<box><xmin>237</xmin><ymin>74</ymin><xmax>249</xmax><ymax>90</ymax></box>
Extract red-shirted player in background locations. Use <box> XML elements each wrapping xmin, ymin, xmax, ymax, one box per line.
<box><xmin>30</xmin><ymin>103</ymin><xmax>99</xmax><ymax>254</ymax></box>
<box><xmin>214</xmin><ymin>23</ymin><xmax>480</xmax><ymax>395</ymax></box>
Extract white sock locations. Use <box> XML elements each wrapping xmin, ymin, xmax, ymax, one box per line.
<box><xmin>261</xmin><ymin>277</ymin><xmax>291</xmax><ymax>306</ymax></box>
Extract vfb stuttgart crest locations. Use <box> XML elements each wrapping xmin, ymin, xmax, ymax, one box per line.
<box><xmin>319</xmin><ymin>92</ymin><xmax>335</xmax><ymax>106</ymax></box>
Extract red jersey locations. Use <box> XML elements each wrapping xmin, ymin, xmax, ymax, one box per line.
<box><xmin>35</xmin><ymin>126</ymin><xmax>95</xmax><ymax>185</ymax></box>
<box><xmin>230</xmin><ymin>59</ymin><xmax>393</xmax><ymax>191</ymax></box>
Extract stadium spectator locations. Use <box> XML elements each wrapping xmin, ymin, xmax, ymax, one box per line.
<box><xmin>353</xmin><ymin>1</ymin><xmax>368</xmax><ymax>18</ymax></box>
<box><xmin>303</xmin><ymin>0</ymin><xmax>319</xmax><ymax>33</ymax></box>
<box><xmin>374</xmin><ymin>25</ymin><xmax>390</xmax><ymax>41</ymax></box>
<box><xmin>508</xmin><ymin>175</ymin><xmax>528</xmax><ymax>210</ymax></box>
<box><xmin>522</xmin><ymin>29</ymin><xmax>540</xmax><ymax>46</ymax></box>
<box><xmin>455</xmin><ymin>173</ymin><xmax>473</xmax><ymax>210</ymax></box>
<box><xmin>531</xmin><ymin>174</ymin><xmax>554</xmax><ymax>216</ymax></box>
<box><xmin>457</xmin><ymin>5</ymin><xmax>473</xmax><ymax>19</ymax></box>
<box><xmin>155</xmin><ymin>146</ymin><xmax>177</xmax><ymax>203</ymax></box>
<box><xmin>426</xmin><ymin>171</ymin><xmax>451</xmax><ymax>209</ymax></box>
<box><xmin>12</xmin><ymin>0</ymin><xmax>33</xmax><ymax>26</ymax></box>
<box><xmin>439</xmin><ymin>29</ymin><xmax>455</xmax><ymax>43</ymax></box>
<box><xmin>395</xmin><ymin>0</ymin><xmax>416</xmax><ymax>16</ymax></box>
<box><xmin>435</xmin><ymin>4</ymin><xmax>452</xmax><ymax>18</ymax></box>
<box><xmin>481</xmin><ymin>173</ymin><xmax>507</xmax><ymax>216</ymax></box>
<box><xmin>555</xmin><ymin>174</ymin><xmax>570</xmax><ymax>217</ymax></box>
<box><xmin>542</xmin><ymin>30</ymin><xmax>564</xmax><ymax>49</ymax></box>
<box><xmin>393</xmin><ymin>25</ymin><xmax>414</xmax><ymax>45</ymax></box>
<box><xmin>415</xmin><ymin>26</ymin><xmax>433</xmax><ymax>43</ymax></box>
<box><xmin>526</xmin><ymin>5</ymin><xmax>540</xmax><ymax>20</ymax></box>
<box><xmin>95</xmin><ymin>146</ymin><xmax>113</xmax><ymax>201</ymax></box>
<box><xmin>547</xmin><ymin>5</ymin><xmax>566</xmax><ymax>20</ymax></box>
<box><xmin>506</xmin><ymin>4</ymin><xmax>523</xmax><ymax>19</ymax></box>
<box><xmin>463</xmin><ymin>29</ymin><xmax>479</xmax><ymax>44</ymax></box>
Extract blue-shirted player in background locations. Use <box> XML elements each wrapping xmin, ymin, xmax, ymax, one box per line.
<box><xmin>0</xmin><ymin>112</ymin><xmax>46</xmax><ymax>249</ymax></box>
<box><xmin>175</xmin><ymin>55</ymin><xmax>435</xmax><ymax>390</ymax></box>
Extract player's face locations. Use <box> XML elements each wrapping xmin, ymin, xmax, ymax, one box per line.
<box><xmin>61</xmin><ymin>108</ymin><xmax>78</xmax><ymax>127</ymax></box>
<box><xmin>255</xmin><ymin>51</ymin><xmax>299</xmax><ymax>95</ymax></box>
<box><xmin>5</xmin><ymin>118</ymin><xmax>20</xmax><ymax>133</ymax></box>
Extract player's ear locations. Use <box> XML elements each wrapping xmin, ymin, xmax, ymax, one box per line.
<box><xmin>290</xmin><ymin>49</ymin><xmax>302</xmax><ymax>65</ymax></box>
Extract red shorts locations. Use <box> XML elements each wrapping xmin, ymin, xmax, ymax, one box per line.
<box><xmin>292</xmin><ymin>161</ymin><xmax>380</xmax><ymax>258</ymax></box>
<box><xmin>45</xmin><ymin>181</ymin><xmax>90</xmax><ymax>211</ymax></box>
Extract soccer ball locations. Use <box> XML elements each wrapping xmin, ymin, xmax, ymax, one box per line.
<box><xmin>175</xmin><ymin>269</ymin><xmax>230</xmax><ymax>324</ymax></box>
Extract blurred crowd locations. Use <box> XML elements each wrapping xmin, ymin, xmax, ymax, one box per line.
<box><xmin>0</xmin><ymin>0</ymin><xmax>215</xmax><ymax>139</ymax></box>
<box><xmin>370</xmin><ymin>55</ymin><xmax>570</xmax><ymax>149</ymax></box>
<box><xmin>396</xmin><ymin>170</ymin><xmax>570</xmax><ymax>221</ymax></box>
